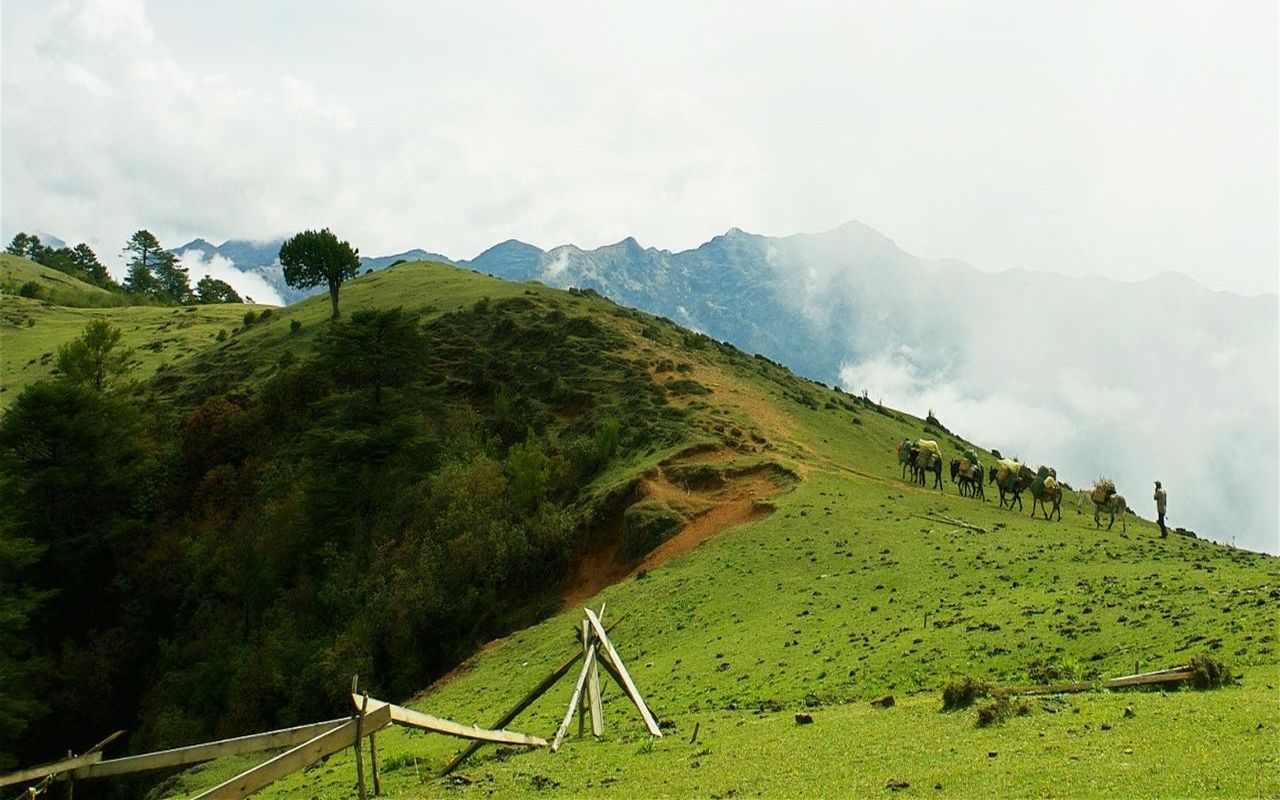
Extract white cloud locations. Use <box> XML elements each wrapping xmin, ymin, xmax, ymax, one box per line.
<box><xmin>177</xmin><ymin>249</ymin><xmax>283</xmax><ymax>306</ymax></box>
<box><xmin>2</xmin><ymin>0</ymin><xmax>1275</xmax><ymax>295</ymax></box>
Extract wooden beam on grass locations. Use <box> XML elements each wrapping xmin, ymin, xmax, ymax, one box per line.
<box><xmin>350</xmin><ymin>695</ymin><xmax>547</xmax><ymax>747</ymax></box>
<box><xmin>1104</xmin><ymin>666</ymin><xmax>1191</xmax><ymax>683</ymax></box>
<box><xmin>63</xmin><ymin>720</ymin><xmax>348</xmax><ymax>780</ymax></box>
<box><xmin>584</xmin><ymin>608</ymin><xmax>661</xmax><ymax>737</ymax></box>
<box><xmin>1102</xmin><ymin>670</ymin><xmax>1195</xmax><ymax>689</ymax></box>
<box><xmin>437</xmin><ymin>614</ymin><xmax>624</xmax><ymax>776</ymax></box>
<box><xmin>993</xmin><ymin>681</ymin><xmax>1094</xmax><ymax>697</ymax></box>
<box><xmin>914</xmin><ymin>513</ymin><xmax>987</xmax><ymax>533</ymax></box>
<box><xmin>193</xmin><ymin>707</ymin><xmax>391</xmax><ymax>800</ymax></box>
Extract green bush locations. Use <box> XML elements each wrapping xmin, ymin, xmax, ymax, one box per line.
<box><xmin>665</xmin><ymin>378</ymin><xmax>710</xmax><ymax>396</ymax></box>
<box><xmin>243</xmin><ymin>310</ymin><xmax>257</xmax><ymax>327</ymax></box>
<box><xmin>594</xmin><ymin>416</ymin><xmax>621</xmax><ymax>462</ymax></box>
<box><xmin>975</xmin><ymin>695</ymin><xmax>1028</xmax><ymax>727</ymax></box>
<box><xmin>506</xmin><ymin>433</ymin><xmax>555</xmax><ymax>513</ymax></box>
<box><xmin>620</xmin><ymin>501</ymin><xmax>686</xmax><ymax>560</ymax></box>
<box><xmin>941</xmin><ymin>676</ymin><xmax>991</xmax><ymax>711</ymax></box>
<box><xmin>18</xmin><ymin>281</ymin><xmax>42</xmax><ymax>299</ymax></box>
<box><xmin>1189</xmin><ymin>653</ymin><xmax>1234</xmax><ymax>689</ymax></box>
<box><xmin>1027</xmin><ymin>656</ymin><xmax>1081</xmax><ymax>684</ymax></box>
<box><xmin>290</xmin><ymin>318</ymin><xmax>302</xmax><ymax>334</ymax></box>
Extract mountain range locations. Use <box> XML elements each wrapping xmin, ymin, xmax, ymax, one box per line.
<box><xmin>176</xmin><ymin>224</ymin><xmax>1279</xmax><ymax>553</ymax></box>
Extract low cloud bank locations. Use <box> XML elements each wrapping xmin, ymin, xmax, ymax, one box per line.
<box><xmin>840</xmin><ymin>342</ymin><xmax>1278</xmax><ymax>554</ymax></box>
<box><xmin>177</xmin><ymin>249</ymin><xmax>284</xmax><ymax>306</ymax></box>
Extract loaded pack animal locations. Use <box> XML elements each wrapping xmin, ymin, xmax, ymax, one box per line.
<box><xmin>1028</xmin><ymin>465</ymin><xmax>1063</xmax><ymax>521</ymax></box>
<box><xmin>1090</xmin><ymin>480</ymin><xmax>1128</xmax><ymax>531</ymax></box>
<box><xmin>913</xmin><ymin>439</ymin><xmax>944</xmax><ymax>491</ymax></box>
<box><xmin>990</xmin><ymin>460</ymin><xmax>1031</xmax><ymax>511</ymax></box>
<box><xmin>897</xmin><ymin>439</ymin><xmax>916</xmax><ymax>480</ymax></box>
<box><xmin>950</xmin><ymin>454</ymin><xmax>984</xmax><ymax>499</ymax></box>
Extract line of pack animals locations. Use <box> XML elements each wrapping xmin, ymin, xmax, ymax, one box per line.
<box><xmin>896</xmin><ymin>439</ymin><xmax>1128</xmax><ymax>529</ymax></box>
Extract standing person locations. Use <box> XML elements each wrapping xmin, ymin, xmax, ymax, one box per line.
<box><xmin>1154</xmin><ymin>481</ymin><xmax>1168</xmax><ymax>537</ymax></box>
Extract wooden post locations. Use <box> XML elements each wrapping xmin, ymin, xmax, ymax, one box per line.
<box><xmin>586</xmin><ymin>622</ymin><xmax>604</xmax><ymax>737</ymax></box>
<box><xmin>368</xmin><ymin>732</ymin><xmax>381</xmax><ymax>797</ymax></box>
<box><xmin>578</xmin><ymin>620</ymin><xmax>589</xmax><ymax>737</ymax></box>
<box><xmin>584</xmin><ymin>608</ymin><xmax>661</xmax><ymax>737</ymax></box>
<box><xmin>551</xmin><ymin>645</ymin><xmax>598</xmax><ymax>751</ymax></box>
<box><xmin>354</xmin><ymin>684</ymin><xmax>368</xmax><ymax>800</ymax></box>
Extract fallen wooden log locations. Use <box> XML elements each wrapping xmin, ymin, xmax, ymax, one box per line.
<box><xmin>350</xmin><ymin>695</ymin><xmax>547</xmax><ymax>747</ymax></box>
<box><xmin>914</xmin><ymin>514</ymin><xmax>987</xmax><ymax>533</ymax></box>
<box><xmin>993</xmin><ymin>681</ymin><xmax>1094</xmax><ymax>697</ymax></box>
<box><xmin>1102</xmin><ymin>670</ymin><xmax>1195</xmax><ymax>689</ymax></box>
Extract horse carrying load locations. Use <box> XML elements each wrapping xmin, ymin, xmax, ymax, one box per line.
<box><xmin>1091</xmin><ymin>479</ymin><xmax>1116</xmax><ymax>505</ymax></box>
<box><xmin>994</xmin><ymin>458</ymin><xmax>1021</xmax><ymax>486</ymax></box>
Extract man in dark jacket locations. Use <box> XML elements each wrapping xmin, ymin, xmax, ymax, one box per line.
<box><xmin>1154</xmin><ymin>481</ymin><xmax>1168</xmax><ymax>537</ymax></box>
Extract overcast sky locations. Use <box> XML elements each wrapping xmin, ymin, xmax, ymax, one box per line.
<box><xmin>1</xmin><ymin>0</ymin><xmax>1276</xmax><ymax>295</ymax></box>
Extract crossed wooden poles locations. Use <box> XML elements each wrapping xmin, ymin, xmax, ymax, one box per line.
<box><xmin>551</xmin><ymin>605</ymin><xmax>661</xmax><ymax>751</ymax></box>
<box><xmin>2</xmin><ymin>605</ymin><xmax>659</xmax><ymax>798</ymax></box>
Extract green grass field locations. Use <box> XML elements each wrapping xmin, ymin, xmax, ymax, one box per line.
<box><xmin>3</xmin><ymin>257</ymin><xmax>1275</xmax><ymax>798</ymax></box>
<box><xmin>143</xmin><ymin>263</ymin><xmax>1278</xmax><ymax>799</ymax></box>
<box><xmin>0</xmin><ymin>253</ymin><xmax>127</xmax><ymax>307</ymax></box>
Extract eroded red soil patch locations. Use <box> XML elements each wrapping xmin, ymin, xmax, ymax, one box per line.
<box><xmin>560</xmin><ymin>454</ymin><xmax>790</xmax><ymax>610</ymax></box>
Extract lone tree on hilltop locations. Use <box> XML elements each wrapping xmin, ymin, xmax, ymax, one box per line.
<box><xmin>279</xmin><ymin>228</ymin><xmax>360</xmax><ymax>319</ymax></box>
<box><xmin>56</xmin><ymin>320</ymin><xmax>133</xmax><ymax>391</ymax></box>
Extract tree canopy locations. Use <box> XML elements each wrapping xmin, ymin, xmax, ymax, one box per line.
<box><xmin>123</xmin><ymin>230</ymin><xmax>189</xmax><ymax>303</ymax></box>
<box><xmin>6</xmin><ymin>234</ymin><xmax>120</xmax><ymax>292</ymax></box>
<box><xmin>278</xmin><ymin>228</ymin><xmax>360</xmax><ymax>318</ymax></box>
<box><xmin>56</xmin><ymin>320</ymin><xmax>133</xmax><ymax>392</ymax></box>
<box><xmin>195</xmin><ymin>275</ymin><xmax>244</xmax><ymax>304</ymax></box>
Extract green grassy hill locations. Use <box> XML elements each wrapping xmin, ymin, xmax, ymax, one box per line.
<box><xmin>0</xmin><ymin>252</ymin><xmax>125</xmax><ymax>307</ymax></box>
<box><xmin>0</xmin><ymin>253</ymin><xmax>276</xmax><ymax>408</ymax></box>
<box><xmin>2</xmin><ymin>260</ymin><xmax>1275</xmax><ymax>798</ymax></box>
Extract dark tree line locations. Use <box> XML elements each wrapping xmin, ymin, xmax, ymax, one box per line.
<box><xmin>7</xmin><ymin>230</ymin><xmax>245</xmax><ymax>305</ymax></box>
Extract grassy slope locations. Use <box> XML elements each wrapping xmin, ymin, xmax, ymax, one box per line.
<box><xmin>0</xmin><ymin>253</ymin><xmax>273</xmax><ymax>409</ymax></box>
<box><xmin>8</xmin><ymin>260</ymin><xmax>1273</xmax><ymax>797</ymax></box>
<box><xmin>0</xmin><ymin>253</ymin><xmax>123</xmax><ymax>307</ymax></box>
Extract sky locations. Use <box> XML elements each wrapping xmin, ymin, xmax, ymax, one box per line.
<box><xmin>1</xmin><ymin>0</ymin><xmax>1276</xmax><ymax>296</ymax></box>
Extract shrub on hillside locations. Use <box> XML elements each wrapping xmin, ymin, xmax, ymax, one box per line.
<box><xmin>18</xmin><ymin>281</ymin><xmax>42</xmax><ymax>299</ymax></box>
<box><xmin>941</xmin><ymin>675</ymin><xmax>991</xmax><ymax>710</ymax></box>
<box><xmin>975</xmin><ymin>695</ymin><xmax>1029</xmax><ymax>727</ymax></box>
<box><xmin>1189</xmin><ymin>653</ymin><xmax>1234</xmax><ymax>689</ymax></box>
<box><xmin>665</xmin><ymin>378</ymin><xmax>710</xmax><ymax>396</ymax></box>
<box><xmin>620</xmin><ymin>501</ymin><xmax>686</xmax><ymax>560</ymax></box>
<box><xmin>1027</xmin><ymin>656</ymin><xmax>1082</xmax><ymax>684</ymax></box>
